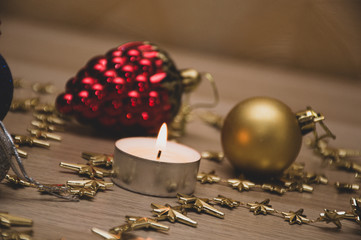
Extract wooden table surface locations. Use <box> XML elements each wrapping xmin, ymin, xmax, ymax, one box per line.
<box><xmin>1</xmin><ymin>18</ymin><xmax>361</xmax><ymax>240</ymax></box>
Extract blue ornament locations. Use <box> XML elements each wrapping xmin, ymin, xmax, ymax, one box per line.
<box><xmin>0</xmin><ymin>55</ymin><xmax>13</xmax><ymax>120</ymax></box>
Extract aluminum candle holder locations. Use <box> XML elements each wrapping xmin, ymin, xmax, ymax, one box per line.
<box><xmin>112</xmin><ymin>137</ymin><xmax>201</xmax><ymax>197</ymax></box>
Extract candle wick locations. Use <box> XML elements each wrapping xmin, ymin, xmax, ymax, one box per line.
<box><xmin>156</xmin><ymin>150</ymin><xmax>162</xmax><ymax>160</ymax></box>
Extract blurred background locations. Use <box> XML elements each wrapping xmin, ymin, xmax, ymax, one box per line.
<box><xmin>1</xmin><ymin>0</ymin><xmax>360</xmax><ymax>80</ymax></box>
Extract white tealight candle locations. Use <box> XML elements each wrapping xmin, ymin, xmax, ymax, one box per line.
<box><xmin>116</xmin><ymin>138</ymin><xmax>200</xmax><ymax>163</ymax></box>
<box><xmin>112</xmin><ymin>124</ymin><xmax>201</xmax><ymax>197</ymax></box>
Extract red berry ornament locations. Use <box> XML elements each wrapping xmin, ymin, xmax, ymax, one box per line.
<box><xmin>56</xmin><ymin>42</ymin><xmax>186</xmax><ymax>135</ymax></box>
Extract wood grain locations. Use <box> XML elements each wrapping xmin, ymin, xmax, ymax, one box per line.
<box><xmin>1</xmin><ymin>19</ymin><xmax>361</xmax><ymax>240</ymax></box>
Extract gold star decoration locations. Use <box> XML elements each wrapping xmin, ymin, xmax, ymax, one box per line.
<box><xmin>31</xmin><ymin>120</ymin><xmax>63</xmax><ymax>132</ymax></box>
<box><xmin>82</xmin><ymin>152</ymin><xmax>113</xmax><ymax>168</ymax></box>
<box><xmin>0</xmin><ymin>212</ymin><xmax>33</xmax><ymax>228</ymax></box>
<box><xmin>316</xmin><ymin>209</ymin><xmax>345</xmax><ymax>229</ymax></box>
<box><xmin>284</xmin><ymin>181</ymin><xmax>313</xmax><ymax>193</ymax></box>
<box><xmin>151</xmin><ymin>203</ymin><xmax>198</xmax><ymax>227</ymax></box>
<box><xmin>27</xmin><ymin>128</ymin><xmax>62</xmax><ymax>141</ymax></box>
<box><xmin>67</xmin><ymin>179</ymin><xmax>113</xmax><ymax>192</ymax></box>
<box><xmin>68</xmin><ymin>187</ymin><xmax>97</xmax><ymax>198</ymax></box>
<box><xmin>34</xmin><ymin>103</ymin><xmax>56</xmax><ymax>114</ymax></box>
<box><xmin>33</xmin><ymin>113</ymin><xmax>65</xmax><ymax>125</ymax></box>
<box><xmin>66</xmin><ymin>179</ymin><xmax>113</xmax><ymax>198</ymax></box>
<box><xmin>89</xmin><ymin>195</ymin><xmax>361</xmax><ymax>238</ymax></box>
<box><xmin>337</xmin><ymin>148</ymin><xmax>360</xmax><ymax>158</ymax></box>
<box><xmin>5</xmin><ymin>175</ymin><xmax>36</xmax><ymax>188</ymax></box>
<box><xmin>177</xmin><ymin>193</ymin><xmax>224</xmax><ymax>218</ymax></box>
<box><xmin>125</xmin><ymin>216</ymin><xmax>170</xmax><ymax>232</ymax></box>
<box><xmin>281</xmin><ymin>162</ymin><xmax>328</xmax><ymax>187</ymax></box>
<box><xmin>350</xmin><ymin>198</ymin><xmax>361</xmax><ymax>225</ymax></box>
<box><xmin>335</xmin><ymin>182</ymin><xmax>360</xmax><ymax>192</ymax></box>
<box><xmin>261</xmin><ymin>184</ymin><xmax>287</xmax><ymax>195</ymax></box>
<box><xmin>282</xmin><ymin>162</ymin><xmax>305</xmax><ymax>180</ymax></box>
<box><xmin>304</xmin><ymin>173</ymin><xmax>328</xmax><ymax>185</ymax></box>
<box><xmin>213</xmin><ymin>195</ymin><xmax>241</xmax><ymax>208</ymax></box>
<box><xmin>92</xmin><ymin>227</ymin><xmax>121</xmax><ymax>240</ymax></box>
<box><xmin>12</xmin><ymin>135</ymin><xmax>50</xmax><ymax>149</ymax></box>
<box><xmin>32</xmin><ymin>82</ymin><xmax>55</xmax><ymax>94</ymax></box>
<box><xmin>333</xmin><ymin>159</ymin><xmax>361</xmax><ymax>173</ymax></box>
<box><xmin>0</xmin><ymin>229</ymin><xmax>33</xmax><ymax>240</ymax></box>
<box><xmin>13</xmin><ymin>78</ymin><xmax>24</xmax><ymax>88</ymax></box>
<box><xmin>37</xmin><ymin>180</ymin><xmax>112</xmax><ymax>200</ymax></box>
<box><xmin>281</xmin><ymin>209</ymin><xmax>310</xmax><ymax>225</ymax></box>
<box><xmin>247</xmin><ymin>199</ymin><xmax>275</xmax><ymax>215</ymax></box>
<box><xmin>107</xmin><ymin>216</ymin><xmax>169</xmax><ymax>239</ymax></box>
<box><xmin>227</xmin><ymin>179</ymin><xmax>256</xmax><ymax>192</ymax></box>
<box><xmin>109</xmin><ymin>222</ymin><xmax>132</xmax><ymax>236</ymax></box>
<box><xmin>59</xmin><ymin>162</ymin><xmax>113</xmax><ymax>178</ymax></box>
<box><xmin>313</xmin><ymin>139</ymin><xmax>360</xmax><ymax>165</ymax></box>
<box><xmin>10</xmin><ymin>98</ymin><xmax>39</xmax><ymax>112</ymax></box>
<box><xmin>197</xmin><ymin>170</ymin><xmax>221</xmax><ymax>184</ymax></box>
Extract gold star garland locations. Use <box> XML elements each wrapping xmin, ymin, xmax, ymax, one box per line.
<box><xmin>90</xmin><ymin>193</ymin><xmax>361</xmax><ymax>240</ymax></box>
<box><xmin>281</xmin><ymin>209</ymin><xmax>311</xmax><ymax>225</ymax></box>
<box><xmin>196</xmin><ymin>167</ymin><xmax>328</xmax><ymax>195</ymax></box>
<box><xmin>315</xmin><ymin>209</ymin><xmax>345</xmax><ymax>228</ymax></box>
<box><xmin>199</xmin><ymin>143</ymin><xmax>352</xmax><ymax>195</ymax></box>
<box><xmin>197</xmin><ymin>165</ymin><xmax>361</xmax><ymax>195</ymax></box>
<box><xmin>247</xmin><ymin>199</ymin><xmax>275</xmax><ymax>215</ymax></box>
<box><xmin>213</xmin><ymin>195</ymin><xmax>240</xmax><ymax>208</ymax></box>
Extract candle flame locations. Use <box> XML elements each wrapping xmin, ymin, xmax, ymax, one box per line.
<box><xmin>156</xmin><ymin>123</ymin><xmax>167</xmax><ymax>153</ymax></box>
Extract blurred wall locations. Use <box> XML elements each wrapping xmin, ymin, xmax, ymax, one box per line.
<box><xmin>1</xmin><ymin>0</ymin><xmax>360</xmax><ymax>79</ymax></box>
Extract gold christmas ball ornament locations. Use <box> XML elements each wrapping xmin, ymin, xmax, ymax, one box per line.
<box><xmin>221</xmin><ymin>97</ymin><xmax>303</xmax><ymax>177</ymax></box>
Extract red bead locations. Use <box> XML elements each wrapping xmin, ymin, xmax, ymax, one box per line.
<box><xmin>103</xmin><ymin>99</ymin><xmax>123</xmax><ymax>117</ymax></box>
<box><xmin>86</xmin><ymin>56</ymin><xmax>108</xmax><ymax>77</ymax></box>
<box><xmin>55</xmin><ymin>93</ymin><xmax>73</xmax><ymax>114</ymax></box>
